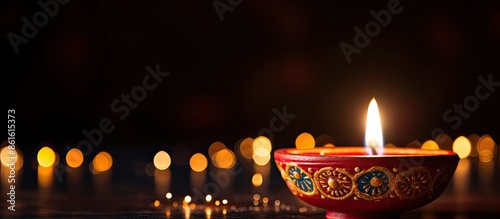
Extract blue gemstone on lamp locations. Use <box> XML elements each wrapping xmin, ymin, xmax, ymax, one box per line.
<box><xmin>288</xmin><ymin>166</ymin><xmax>314</xmax><ymax>193</ymax></box>
<box><xmin>357</xmin><ymin>170</ymin><xmax>390</xmax><ymax>196</ymax></box>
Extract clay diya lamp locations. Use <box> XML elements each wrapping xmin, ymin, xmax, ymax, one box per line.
<box><xmin>274</xmin><ymin>99</ymin><xmax>459</xmax><ymax>219</ymax></box>
<box><xmin>275</xmin><ymin>147</ymin><xmax>458</xmax><ymax>218</ymax></box>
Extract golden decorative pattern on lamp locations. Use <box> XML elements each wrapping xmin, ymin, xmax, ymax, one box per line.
<box><xmin>395</xmin><ymin>166</ymin><xmax>432</xmax><ymax>199</ymax></box>
<box><xmin>432</xmin><ymin>166</ymin><xmax>455</xmax><ymax>193</ymax></box>
<box><xmin>276</xmin><ymin>163</ymin><xmax>455</xmax><ymax>201</ymax></box>
<box><xmin>314</xmin><ymin>167</ymin><xmax>354</xmax><ymax>200</ymax></box>
<box><xmin>285</xmin><ymin>164</ymin><xmax>316</xmax><ymax>196</ymax></box>
<box><xmin>353</xmin><ymin>166</ymin><xmax>395</xmax><ymax>201</ymax></box>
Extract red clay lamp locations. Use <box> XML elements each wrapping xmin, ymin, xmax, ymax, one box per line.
<box><xmin>274</xmin><ymin>98</ymin><xmax>459</xmax><ymax>219</ymax></box>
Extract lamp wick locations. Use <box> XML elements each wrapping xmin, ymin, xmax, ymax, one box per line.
<box><xmin>367</xmin><ymin>140</ymin><xmax>379</xmax><ymax>155</ymax></box>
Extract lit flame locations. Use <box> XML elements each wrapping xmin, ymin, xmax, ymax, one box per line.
<box><xmin>365</xmin><ymin>98</ymin><xmax>384</xmax><ymax>155</ymax></box>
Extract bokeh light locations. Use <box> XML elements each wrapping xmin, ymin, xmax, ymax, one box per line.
<box><xmin>452</xmin><ymin>136</ymin><xmax>471</xmax><ymax>159</ymax></box>
<box><xmin>315</xmin><ymin>134</ymin><xmax>334</xmax><ymax>146</ymax></box>
<box><xmin>66</xmin><ymin>148</ymin><xmax>84</xmax><ymax>168</ymax></box>
<box><xmin>93</xmin><ymin>151</ymin><xmax>113</xmax><ymax>172</ymax></box>
<box><xmin>184</xmin><ymin>195</ymin><xmax>192</xmax><ymax>203</ymax></box>
<box><xmin>253</xmin><ymin>150</ymin><xmax>271</xmax><ymax>166</ymax></box>
<box><xmin>253</xmin><ymin>193</ymin><xmax>260</xmax><ymax>201</ymax></box>
<box><xmin>205</xmin><ymin>194</ymin><xmax>212</xmax><ymax>202</ymax></box>
<box><xmin>154</xmin><ymin>200</ymin><xmax>160</xmax><ymax>208</ymax></box>
<box><xmin>189</xmin><ymin>153</ymin><xmax>208</xmax><ymax>172</ymax></box>
<box><xmin>252</xmin><ymin>136</ymin><xmax>272</xmax><ymax>166</ymax></box>
<box><xmin>477</xmin><ymin>135</ymin><xmax>495</xmax><ymax>157</ymax></box>
<box><xmin>252</xmin><ymin>173</ymin><xmax>263</xmax><ymax>187</ymax></box>
<box><xmin>153</xmin><ymin>150</ymin><xmax>171</xmax><ymax>170</ymax></box>
<box><xmin>274</xmin><ymin>200</ymin><xmax>280</xmax><ymax>206</ymax></box>
<box><xmin>209</xmin><ymin>141</ymin><xmax>227</xmax><ymax>159</ymax></box>
<box><xmin>478</xmin><ymin>150</ymin><xmax>493</xmax><ymax>163</ymax></box>
<box><xmin>0</xmin><ymin>147</ymin><xmax>23</xmax><ymax>170</ymax></box>
<box><xmin>166</xmin><ymin>192</ymin><xmax>172</xmax><ymax>199</ymax></box>
<box><xmin>435</xmin><ymin>133</ymin><xmax>453</xmax><ymax>150</ymax></box>
<box><xmin>476</xmin><ymin>134</ymin><xmax>495</xmax><ymax>162</ymax></box>
<box><xmin>295</xmin><ymin>132</ymin><xmax>315</xmax><ymax>149</ymax></box>
<box><xmin>467</xmin><ymin>134</ymin><xmax>480</xmax><ymax>157</ymax></box>
<box><xmin>253</xmin><ymin>136</ymin><xmax>272</xmax><ymax>155</ymax></box>
<box><xmin>239</xmin><ymin>138</ymin><xmax>254</xmax><ymax>159</ymax></box>
<box><xmin>421</xmin><ymin>140</ymin><xmax>440</xmax><ymax>150</ymax></box>
<box><xmin>37</xmin><ymin>146</ymin><xmax>56</xmax><ymax>167</ymax></box>
<box><xmin>324</xmin><ymin>143</ymin><xmax>335</xmax><ymax>147</ymax></box>
<box><xmin>384</xmin><ymin>143</ymin><xmax>396</xmax><ymax>148</ymax></box>
<box><xmin>1</xmin><ymin>147</ymin><xmax>13</xmax><ymax>166</ymax></box>
<box><xmin>214</xmin><ymin>149</ymin><xmax>236</xmax><ymax>169</ymax></box>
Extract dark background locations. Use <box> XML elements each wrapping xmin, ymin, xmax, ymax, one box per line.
<box><xmin>2</xmin><ymin>0</ymin><xmax>499</xmax><ymax>154</ymax></box>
